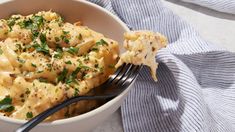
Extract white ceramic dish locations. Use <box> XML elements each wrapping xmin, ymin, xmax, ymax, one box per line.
<box><xmin>0</xmin><ymin>0</ymin><xmax>131</xmax><ymax>132</ymax></box>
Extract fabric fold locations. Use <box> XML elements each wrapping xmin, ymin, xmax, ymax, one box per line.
<box><xmin>89</xmin><ymin>0</ymin><xmax>235</xmax><ymax>131</ymax></box>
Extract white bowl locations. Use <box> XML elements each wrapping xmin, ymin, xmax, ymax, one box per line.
<box><xmin>0</xmin><ymin>0</ymin><xmax>131</xmax><ymax>132</ymax></box>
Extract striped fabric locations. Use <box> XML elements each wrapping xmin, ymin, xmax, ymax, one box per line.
<box><xmin>182</xmin><ymin>0</ymin><xmax>235</xmax><ymax>14</ymax></box>
<box><xmin>89</xmin><ymin>0</ymin><xmax>235</xmax><ymax>132</ymax></box>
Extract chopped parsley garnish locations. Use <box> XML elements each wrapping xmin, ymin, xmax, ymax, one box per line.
<box><xmin>67</xmin><ymin>47</ymin><xmax>79</xmax><ymax>55</ymax></box>
<box><xmin>65</xmin><ymin>60</ymin><xmax>72</xmax><ymax>65</ymax></box>
<box><xmin>80</xmin><ymin>65</ymin><xmax>90</xmax><ymax>71</ymax></box>
<box><xmin>32</xmin><ymin>41</ymin><xmax>50</xmax><ymax>55</ymax></box>
<box><xmin>96</xmin><ymin>39</ymin><xmax>108</xmax><ymax>46</ymax></box>
<box><xmin>7</xmin><ymin>17</ymin><xmax>19</xmax><ymax>31</ymax></box>
<box><xmin>91</xmin><ymin>47</ymin><xmax>98</xmax><ymax>52</ymax></box>
<box><xmin>54</xmin><ymin>47</ymin><xmax>63</xmax><ymax>59</ymax></box>
<box><xmin>32</xmin><ymin>30</ymin><xmax>39</xmax><ymax>39</ymax></box>
<box><xmin>64</xmin><ymin>38</ymin><xmax>70</xmax><ymax>44</ymax></box>
<box><xmin>18</xmin><ymin>15</ymin><xmax>44</xmax><ymax>40</ymax></box>
<box><xmin>19</xmin><ymin>19</ymin><xmax>34</xmax><ymax>29</ymax></box>
<box><xmin>32</xmin><ymin>15</ymin><xmax>44</xmax><ymax>27</ymax></box>
<box><xmin>65</xmin><ymin>76</ymin><xmax>73</xmax><ymax>84</ymax></box>
<box><xmin>31</xmin><ymin>63</ymin><xmax>37</xmax><ymax>67</ymax></box>
<box><xmin>57</xmin><ymin>68</ymin><xmax>68</xmax><ymax>83</ymax></box>
<box><xmin>39</xmin><ymin>33</ymin><xmax>47</xmax><ymax>43</ymax></box>
<box><xmin>74</xmin><ymin>88</ymin><xmax>79</xmax><ymax>96</ymax></box>
<box><xmin>65</xmin><ymin>67</ymin><xmax>81</xmax><ymax>84</ymax></box>
<box><xmin>0</xmin><ymin>48</ymin><xmax>3</xmax><ymax>55</ymax></box>
<box><xmin>62</xmin><ymin>30</ymin><xmax>69</xmax><ymax>35</ymax></box>
<box><xmin>77</xmin><ymin>34</ymin><xmax>82</xmax><ymax>40</ymax></box>
<box><xmin>0</xmin><ymin>96</ymin><xmax>15</xmax><ymax>112</ymax></box>
<box><xmin>61</xmin><ymin>31</ymin><xmax>70</xmax><ymax>44</ymax></box>
<box><xmin>26</xmin><ymin>112</ymin><xmax>33</xmax><ymax>118</ymax></box>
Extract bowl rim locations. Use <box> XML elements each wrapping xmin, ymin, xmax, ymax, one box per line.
<box><xmin>0</xmin><ymin>0</ymin><xmax>130</xmax><ymax>126</ymax></box>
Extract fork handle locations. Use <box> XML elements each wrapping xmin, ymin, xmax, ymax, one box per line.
<box><xmin>15</xmin><ymin>95</ymin><xmax>115</xmax><ymax>132</ymax></box>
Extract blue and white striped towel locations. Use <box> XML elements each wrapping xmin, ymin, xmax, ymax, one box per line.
<box><xmin>90</xmin><ymin>0</ymin><xmax>235</xmax><ymax>131</ymax></box>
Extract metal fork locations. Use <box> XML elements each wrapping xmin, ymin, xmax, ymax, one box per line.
<box><xmin>16</xmin><ymin>63</ymin><xmax>142</xmax><ymax>132</ymax></box>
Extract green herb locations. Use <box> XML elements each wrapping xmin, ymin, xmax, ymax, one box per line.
<box><xmin>31</xmin><ymin>63</ymin><xmax>37</xmax><ymax>68</ymax></box>
<box><xmin>64</xmin><ymin>38</ymin><xmax>69</xmax><ymax>44</ymax></box>
<box><xmin>7</xmin><ymin>17</ymin><xmax>19</xmax><ymax>31</ymax></box>
<box><xmin>0</xmin><ymin>96</ymin><xmax>15</xmax><ymax>112</ymax></box>
<box><xmin>39</xmin><ymin>33</ymin><xmax>47</xmax><ymax>43</ymax></box>
<box><xmin>65</xmin><ymin>61</ymin><xmax>72</xmax><ymax>65</ymax></box>
<box><xmin>57</xmin><ymin>68</ymin><xmax>68</xmax><ymax>83</ymax></box>
<box><xmin>65</xmin><ymin>76</ymin><xmax>73</xmax><ymax>84</ymax></box>
<box><xmin>55</xmin><ymin>37</ymin><xmax>60</xmax><ymax>42</ymax></box>
<box><xmin>74</xmin><ymin>88</ymin><xmax>79</xmax><ymax>96</ymax></box>
<box><xmin>32</xmin><ymin>41</ymin><xmax>49</xmax><ymax>55</ymax></box>
<box><xmin>54</xmin><ymin>47</ymin><xmax>63</xmax><ymax>59</ymax></box>
<box><xmin>19</xmin><ymin>15</ymin><xmax>44</xmax><ymax>30</ymax></box>
<box><xmin>18</xmin><ymin>16</ymin><xmax>43</xmax><ymax>40</ymax></box>
<box><xmin>65</xmin><ymin>67</ymin><xmax>81</xmax><ymax>84</ymax></box>
<box><xmin>32</xmin><ymin>15</ymin><xmax>44</xmax><ymax>27</ymax></box>
<box><xmin>19</xmin><ymin>19</ymin><xmax>34</xmax><ymax>29</ymax></box>
<box><xmin>60</xmin><ymin>31</ymin><xmax>70</xmax><ymax>44</ymax></box>
<box><xmin>77</xmin><ymin>34</ymin><xmax>82</xmax><ymax>40</ymax></box>
<box><xmin>62</xmin><ymin>30</ymin><xmax>69</xmax><ymax>35</ymax></box>
<box><xmin>32</xmin><ymin>30</ymin><xmax>39</xmax><ymax>39</ymax></box>
<box><xmin>26</xmin><ymin>112</ymin><xmax>33</xmax><ymax>118</ymax></box>
<box><xmin>0</xmin><ymin>48</ymin><xmax>3</xmax><ymax>55</ymax></box>
<box><xmin>91</xmin><ymin>47</ymin><xmax>98</xmax><ymax>52</ymax></box>
<box><xmin>67</xmin><ymin>47</ymin><xmax>79</xmax><ymax>55</ymax></box>
<box><xmin>80</xmin><ymin>65</ymin><xmax>90</xmax><ymax>70</ymax></box>
<box><xmin>96</xmin><ymin>39</ymin><xmax>108</xmax><ymax>46</ymax></box>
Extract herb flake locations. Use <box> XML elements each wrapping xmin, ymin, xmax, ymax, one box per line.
<box><xmin>0</xmin><ymin>96</ymin><xmax>15</xmax><ymax>112</ymax></box>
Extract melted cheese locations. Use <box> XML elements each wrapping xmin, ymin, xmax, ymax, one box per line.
<box><xmin>0</xmin><ymin>11</ymin><xmax>119</xmax><ymax>120</ymax></box>
<box><xmin>116</xmin><ymin>31</ymin><xmax>167</xmax><ymax>81</ymax></box>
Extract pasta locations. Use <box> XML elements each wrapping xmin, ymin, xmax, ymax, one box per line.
<box><xmin>0</xmin><ymin>11</ymin><xmax>119</xmax><ymax>120</ymax></box>
<box><xmin>0</xmin><ymin>11</ymin><xmax>167</xmax><ymax>121</ymax></box>
<box><xmin>116</xmin><ymin>31</ymin><xmax>167</xmax><ymax>81</ymax></box>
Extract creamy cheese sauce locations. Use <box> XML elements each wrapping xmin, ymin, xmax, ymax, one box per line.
<box><xmin>116</xmin><ymin>31</ymin><xmax>167</xmax><ymax>80</ymax></box>
<box><xmin>0</xmin><ymin>11</ymin><xmax>119</xmax><ymax>120</ymax></box>
<box><xmin>0</xmin><ymin>12</ymin><xmax>167</xmax><ymax>121</ymax></box>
